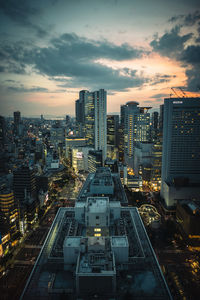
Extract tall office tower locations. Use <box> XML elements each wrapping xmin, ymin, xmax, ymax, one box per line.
<box><xmin>0</xmin><ymin>116</ymin><xmax>6</xmax><ymax>150</ymax></box>
<box><xmin>93</xmin><ymin>89</ymin><xmax>107</xmax><ymax>161</ymax></box>
<box><xmin>123</xmin><ymin>102</ymin><xmax>151</xmax><ymax>169</ymax></box>
<box><xmin>123</xmin><ymin>101</ymin><xmax>139</xmax><ymax>168</ymax></box>
<box><xmin>13</xmin><ymin>166</ymin><xmax>37</xmax><ymax>231</ymax></box>
<box><xmin>161</xmin><ymin>97</ymin><xmax>200</xmax><ymax>208</ymax></box>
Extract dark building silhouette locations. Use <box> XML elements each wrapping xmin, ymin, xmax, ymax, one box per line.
<box><xmin>13</xmin><ymin>111</ymin><xmax>21</xmax><ymax>135</ymax></box>
<box><xmin>13</xmin><ymin>166</ymin><xmax>37</xmax><ymax>229</ymax></box>
<box><xmin>0</xmin><ymin>115</ymin><xmax>6</xmax><ymax>150</ymax></box>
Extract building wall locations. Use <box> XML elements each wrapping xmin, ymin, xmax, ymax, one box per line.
<box><xmin>161</xmin><ymin>98</ymin><xmax>200</xmax><ymax>207</ymax></box>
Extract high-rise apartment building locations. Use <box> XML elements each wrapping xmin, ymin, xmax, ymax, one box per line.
<box><xmin>161</xmin><ymin>97</ymin><xmax>200</xmax><ymax>207</ymax></box>
<box><xmin>76</xmin><ymin>89</ymin><xmax>107</xmax><ymax>161</ymax></box>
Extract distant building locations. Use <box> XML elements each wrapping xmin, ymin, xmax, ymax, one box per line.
<box><xmin>21</xmin><ymin>168</ymin><xmax>171</xmax><ymax>299</ymax></box>
<box><xmin>151</xmin><ymin>111</ymin><xmax>159</xmax><ymax>141</ymax></box>
<box><xmin>65</xmin><ymin>115</ymin><xmax>70</xmax><ymax>125</ymax></box>
<box><xmin>13</xmin><ymin>111</ymin><xmax>21</xmax><ymax>135</ymax></box>
<box><xmin>50</xmin><ymin>124</ymin><xmax>65</xmax><ymax>147</ymax></box>
<box><xmin>0</xmin><ymin>115</ymin><xmax>6</xmax><ymax>150</ymax></box>
<box><xmin>161</xmin><ymin>97</ymin><xmax>200</xmax><ymax>208</ymax></box>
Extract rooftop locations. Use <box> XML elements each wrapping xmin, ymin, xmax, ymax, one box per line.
<box><xmin>21</xmin><ymin>206</ymin><xmax>172</xmax><ymax>300</ymax></box>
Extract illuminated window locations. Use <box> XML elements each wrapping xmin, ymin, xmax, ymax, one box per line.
<box><xmin>94</xmin><ymin>228</ymin><xmax>101</xmax><ymax>232</ymax></box>
<box><xmin>94</xmin><ymin>233</ymin><xmax>101</xmax><ymax>237</ymax></box>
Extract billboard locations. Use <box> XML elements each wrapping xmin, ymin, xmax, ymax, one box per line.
<box><xmin>76</xmin><ymin>152</ymin><xmax>83</xmax><ymax>159</ymax></box>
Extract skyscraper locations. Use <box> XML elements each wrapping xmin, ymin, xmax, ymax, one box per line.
<box><xmin>76</xmin><ymin>89</ymin><xmax>107</xmax><ymax>162</ymax></box>
<box><xmin>122</xmin><ymin>102</ymin><xmax>151</xmax><ymax>169</ymax></box>
<box><xmin>161</xmin><ymin>97</ymin><xmax>200</xmax><ymax>207</ymax></box>
<box><xmin>93</xmin><ymin>89</ymin><xmax>107</xmax><ymax>161</ymax></box>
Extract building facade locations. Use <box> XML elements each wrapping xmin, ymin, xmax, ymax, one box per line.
<box><xmin>161</xmin><ymin>97</ymin><xmax>200</xmax><ymax>207</ymax></box>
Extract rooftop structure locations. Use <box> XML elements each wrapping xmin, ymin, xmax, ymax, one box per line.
<box><xmin>77</xmin><ymin>167</ymin><xmax>127</xmax><ymax>205</ymax></box>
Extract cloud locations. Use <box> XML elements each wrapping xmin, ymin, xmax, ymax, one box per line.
<box><xmin>169</xmin><ymin>10</ymin><xmax>200</xmax><ymax>27</ymax></box>
<box><xmin>181</xmin><ymin>45</ymin><xmax>200</xmax><ymax>64</ymax></box>
<box><xmin>185</xmin><ymin>68</ymin><xmax>200</xmax><ymax>91</ymax></box>
<box><xmin>5</xmin><ymin>83</ymin><xmax>66</xmax><ymax>94</ymax></box>
<box><xmin>149</xmin><ymin>74</ymin><xmax>176</xmax><ymax>86</ymax></box>
<box><xmin>0</xmin><ymin>0</ymin><xmax>49</xmax><ymax>37</ymax></box>
<box><xmin>150</xmin><ymin>12</ymin><xmax>200</xmax><ymax>92</ymax></box>
<box><xmin>7</xmin><ymin>85</ymin><xmax>49</xmax><ymax>93</ymax></box>
<box><xmin>150</xmin><ymin>26</ymin><xmax>192</xmax><ymax>59</ymax></box>
<box><xmin>0</xmin><ymin>33</ymin><xmax>150</xmax><ymax>92</ymax></box>
<box><xmin>50</xmin><ymin>33</ymin><xmax>146</xmax><ymax>61</ymax></box>
<box><xmin>150</xmin><ymin>93</ymin><xmax>169</xmax><ymax>99</ymax></box>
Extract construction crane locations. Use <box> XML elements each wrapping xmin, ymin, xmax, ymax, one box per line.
<box><xmin>171</xmin><ymin>87</ymin><xmax>182</xmax><ymax>98</ymax></box>
<box><xmin>171</xmin><ymin>87</ymin><xmax>188</xmax><ymax>98</ymax></box>
<box><xmin>179</xmin><ymin>87</ymin><xmax>187</xmax><ymax>97</ymax></box>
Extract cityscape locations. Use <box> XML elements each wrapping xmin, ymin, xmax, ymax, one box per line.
<box><xmin>0</xmin><ymin>1</ymin><xmax>200</xmax><ymax>300</ymax></box>
<box><xmin>0</xmin><ymin>90</ymin><xmax>200</xmax><ymax>299</ymax></box>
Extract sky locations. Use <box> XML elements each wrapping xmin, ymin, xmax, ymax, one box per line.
<box><xmin>0</xmin><ymin>0</ymin><xmax>200</xmax><ymax>117</ymax></box>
